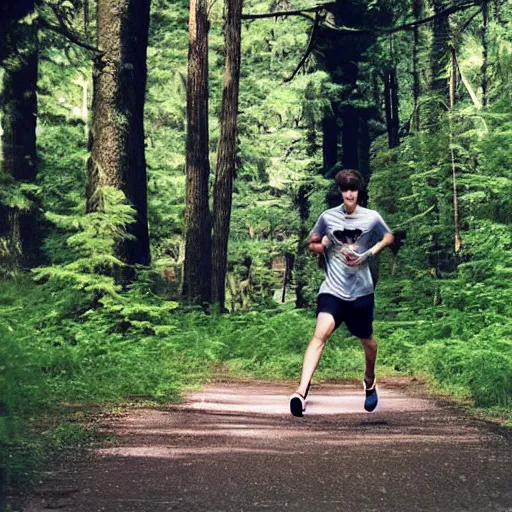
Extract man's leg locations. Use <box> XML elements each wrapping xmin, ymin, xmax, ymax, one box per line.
<box><xmin>360</xmin><ymin>335</ymin><xmax>378</xmax><ymax>412</ymax></box>
<box><xmin>295</xmin><ymin>312</ymin><xmax>336</xmax><ymax>396</ymax></box>
<box><xmin>359</xmin><ymin>336</ymin><xmax>377</xmax><ymax>386</ymax></box>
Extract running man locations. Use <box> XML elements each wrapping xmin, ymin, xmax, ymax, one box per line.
<box><xmin>290</xmin><ymin>169</ymin><xmax>394</xmax><ymax>417</ymax></box>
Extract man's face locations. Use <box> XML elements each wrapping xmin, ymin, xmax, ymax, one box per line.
<box><xmin>340</xmin><ymin>187</ymin><xmax>358</xmax><ymax>211</ymax></box>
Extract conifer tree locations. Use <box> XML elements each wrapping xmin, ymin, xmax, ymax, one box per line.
<box><xmin>428</xmin><ymin>0</ymin><xmax>451</xmax><ymax>126</ymax></box>
<box><xmin>0</xmin><ymin>0</ymin><xmax>37</xmax><ymax>64</ymax></box>
<box><xmin>86</xmin><ymin>0</ymin><xmax>151</xmax><ymax>278</ymax></box>
<box><xmin>412</xmin><ymin>0</ymin><xmax>423</xmax><ymax>130</ymax></box>
<box><xmin>183</xmin><ymin>0</ymin><xmax>212</xmax><ymax>304</ymax></box>
<box><xmin>0</xmin><ymin>16</ymin><xmax>41</xmax><ymax>270</ymax></box>
<box><xmin>212</xmin><ymin>0</ymin><xmax>244</xmax><ymax>310</ymax></box>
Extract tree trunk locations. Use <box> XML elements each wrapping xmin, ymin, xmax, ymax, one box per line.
<box><xmin>295</xmin><ymin>184</ymin><xmax>311</xmax><ymax>309</ymax></box>
<box><xmin>212</xmin><ymin>0</ymin><xmax>243</xmax><ymax>311</ymax></box>
<box><xmin>449</xmin><ymin>48</ymin><xmax>462</xmax><ymax>253</ymax></box>
<box><xmin>0</xmin><ymin>18</ymin><xmax>40</xmax><ymax>270</ymax></box>
<box><xmin>481</xmin><ymin>1</ymin><xmax>489</xmax><ymax>107</ymax></box>
<box><xmin>0</xmin><ymin>2</ymin><xmax>37</xmax><ymax>64</ymax></box>
<box><xmin>281</xmin><ymin>253</ymin><xmax>294</xmax><ymax>303</ymax></box>
<box><xmin>358</xmin><ymin>114</ymin><xmax>371</xmax><ymax>205</ymax></box>
<box><xmin>86</xmin><ymin>0</ymin><xmax>151</xmax><ymax>276</ymax></box>
<box><xmin>384</xmin><ymin>68</ymin><xmax>400</xmax><ymax>148</ymax></box>
<box><xmin>430</xmin><ymin>0</ymin><xmax>450</xmax><ymax>97</ymax></box>
<box><xmin>412</xmin><ymin>0</ymin><xmax>423</xmax><ymax>131</ymax></box>
<box><xmin>341</xmin><ymin>105</ymin><xmax>359</xmax><ymax>169</ymax></box>
<box><xmin>322</xmin><ymin>103</ymin><xmax>338</xmax><ymax>172</ymax></box>
<box><xmin>183</xmin><ymin>0</ymin><xmax>212</xmax><ymax>305</ymax></box>
<box><xmin>428</xmin><ymin>0</ymin><xmax>450</xmax><ymax>127</ymax></box>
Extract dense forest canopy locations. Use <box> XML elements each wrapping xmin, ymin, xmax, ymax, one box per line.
<box><xmin>1</xmin><ymin>0</ymin><xmax>511</xmax><ymax>497</ymax></box>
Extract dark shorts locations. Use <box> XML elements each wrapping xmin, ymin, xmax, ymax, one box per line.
<box><xmin>316</xmin><ymin>293</ymin><xmax>374</xmax><ymax>339</ymax></box>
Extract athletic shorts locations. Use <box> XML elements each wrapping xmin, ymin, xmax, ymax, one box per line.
<box><xmin>316</xmin><ymin>293</ymin><xmax>374</xmax><ymax>339</ymax></box>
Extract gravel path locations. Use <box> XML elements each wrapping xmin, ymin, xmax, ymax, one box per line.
<box><xmin>21</xmin><ymin>380</ymin><xmax>512</xmax><ymax>511</ymax></box>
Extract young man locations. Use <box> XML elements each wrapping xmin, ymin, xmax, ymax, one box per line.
<box><xmin>290</xmin><ymin>169</ymin><xmax>394</xmax><ymax>417</ymax></box>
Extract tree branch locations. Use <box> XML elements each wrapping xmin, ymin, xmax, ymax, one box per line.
<box><xmin>242</xmin><ymin>3</ymin><xmax>335</xmax><ymax>20</ymax></box>
<box><xmin>38</xmin><ymin>16</ymin><xmax>103</xmax><ymax>54</ymax></box>
<box><xmin>455</xmin><ymin>6</ymin><xmax>481</xmax><ymax>35</ymax></box>
<box><xmin>243</xmin><ymin>0</ymin><xmax>480</xmax><ymax>35</ymax></box>
<box><xmin>284</xmin><ymin>12</ymin><xmax>321</xmax><ymax>82</ymax></box>
<box><xmin>383</xmin><ymin>1</ymin><xmax>479</xmax><ymax>33</ymax></box>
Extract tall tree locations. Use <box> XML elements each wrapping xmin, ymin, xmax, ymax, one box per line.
<box><xmin>86</xmin><ymin>0</ymin><xmax>151</xmax><ymax>275</ymax></box>
<box><xmin>183</xmin><ymin>0</ymin><xmax>212</xmax><ymax>304</ymax></box>
<box><xmin>412</xmin><ymin>0</ymin><xmax>423</xmax><ymax>130</ymax></box>
<box><xmin>0</xmin><ymin>16</ymin><xmax>40</xmax><ymax>270</ymax></box>
<box><xmin>481</xmin><ymin>0</ymin><xmax>489</xmax><ymax>107</ymax></box>
<box><xmin>294</xmin><ymin>184</ymin><xmax>311</xmax><ymax>309</ymax></box>
<box><xmin>384</xmin><ymin>66</ymin><xmax>400</xmax><ymax>148</ymax></box>
<box><xmin>428</xmin><ymin>0</ymin><xmax>451</xmax><ymax>126</ymax></box>
<box><xmin>449</xmin><ymin>47</ymin><xmax>462</xmax><ymax>252</ymax></box>
<box><xmin>0</xmin><ymin>0</ymin><xmax>37</xmax><ymax>64</ymax></box>
<box><xmin>322</xmin><ymin>102</ymin><xmax>338</xmax><ymax>172</ymax></box>
<box><xmin>212</xmin><ymin>0</ymin><xmax>244</xmax><ymax>310</ymax></box>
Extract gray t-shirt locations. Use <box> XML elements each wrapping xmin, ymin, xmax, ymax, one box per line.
<box><xmin>310</xmin><ymin>205</ymin><xmax>392</xmax><ymax>301</ymax></box>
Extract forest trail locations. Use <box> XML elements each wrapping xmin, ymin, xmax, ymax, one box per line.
<box><xmin>22</xmin><ymin>380</ymin><xmax>512</xmax><ymax>512</ymax></box>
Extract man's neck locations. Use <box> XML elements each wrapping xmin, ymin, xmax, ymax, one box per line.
<box><xmin>342</xmin><ymin>204</ymin><xmax>357</xmax><ymax>214</ymax></box>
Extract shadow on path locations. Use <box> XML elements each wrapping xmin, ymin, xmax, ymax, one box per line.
<box><xmin>21</xmin><ymin>381</ymin><xmax>512</xmax><ymax>512</ymax></box>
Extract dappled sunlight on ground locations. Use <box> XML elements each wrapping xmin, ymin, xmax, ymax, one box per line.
<box><xmin>185</xmin><ymin>383</ymin><xmax>436</xmax><ymax>415</ymax></box>
<box><xmin>22</xmin><ymin>381</ymin><xmax>512</xmax><ymax>512</ymax></box>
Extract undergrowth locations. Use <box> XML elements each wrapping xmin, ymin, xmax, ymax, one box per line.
<box><xmin>2</xmin><ymin>274</ymin><xmax>511</xmax><ymax>499</ymax></box>
<box><xmin>2</xmin><ymin>184</ymin><xmax>511</xmax><ymax>498</ymax></box>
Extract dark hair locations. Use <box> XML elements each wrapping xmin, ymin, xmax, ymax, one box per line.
<box><xmin>334</xmin><ymin>169</ymin><xmax>364</xmax><ymax>191</ymax></box>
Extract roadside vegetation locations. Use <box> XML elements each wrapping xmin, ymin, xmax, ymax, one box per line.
<box><xmin>1</xmin><ymin>0</ymin><xmax>511</xmax><ymax>502</ymax></box>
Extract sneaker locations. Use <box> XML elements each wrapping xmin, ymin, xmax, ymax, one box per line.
<box><xmin>289</xmin><ymin>391</ymin><xmax>307</xmax><ymax>417</ymax></box>
<box><xmin>363</xmin><ymin>378</ymin><xmax>378</xmax><ymax>412</ymax></box>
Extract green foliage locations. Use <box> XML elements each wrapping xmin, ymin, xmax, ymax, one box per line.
<box><xmin>3</xmin><ymin>0</ymin><xmax>512</xmax><ymax>497</ymax></box>
<box><xmin>33</xmin><ymin>187</ymin><xmax>135</xmax><ymax>299</ymax></box>
<box><xmin>369</xmin><ymin>89</ymin><xmax>512</xmax><ymax>414</ymax></box>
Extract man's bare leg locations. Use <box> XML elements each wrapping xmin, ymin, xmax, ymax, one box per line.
<box><xmin>359</xmin><ymin>336</ymin><xmax>377</xmax><ymax>386</ymax></box>
<box><xmin>296</xmin><ymin>313</ymin><xmax>336</xmax><ymax>397</ymax></box>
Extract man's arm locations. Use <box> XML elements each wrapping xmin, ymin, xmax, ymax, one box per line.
<box><xmin>369</xmin><ymin>232</ymin><xmax>395</xmax><ymax>257</ymax></box>
<box><xmin>345</xmin><ymin>232</ymin><xmax>395</xmax><ymax>266</ymax></box>
<box><xmin>306</xmin><ymin>233</ymin><xmax>329</xmax><ymax>255</ymax></box>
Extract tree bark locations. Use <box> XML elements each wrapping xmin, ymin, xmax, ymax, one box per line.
<box><xmin>341</xmin><ymin>105</ymin><xmax>359</xmax><ymax>169</ymax></box>
<box><xmin>86</xmin><ymin>0</ymin><xmax>151</xmax><ymax>276</ymax></box>
<box><xmin>358</xmin><ymin>114</ymin><xmax>371</xmax><ymax>203</ymax></box>
<box><xmin>295</xmin><ymin>184</ymin><xmax>311</xmax><ymax>309</ymax></box>
<box><xmin>412</xmin><ymin>0</ymin><xmax>423</xmax><ymax>130</ymax></box>
<box><xmin>481</xmin><ymin>1</ymin><xmax>489</xmax><ymax>107</ymax></box>
<box><xmin>0</xmin><ymin>1</ymin><xmax>37</xmax><ymax>64</ymax></box>
<box><xmin>322</xmin><ymin>103</ymin><xmax>338</xmax><ymax>172</ymax></box>
<box><xmin>212</xmin><ymin>0</ymin><xmax>243</xmax><ymax>311</ymax></box>
<box><xmin>428</xmin><ymin>0</ymin><xmax>450</xmax><ymax>126</ymax></box>
<box><xmin>281</xmin><ymin>253</ymin><xmax>294</xmax><ymax>303</ymax></box>
<box><xmin>449</xmin><ymin>48</ymin><xmax>462</xmax><ymax>253</ymax></box>
<box><xmin>384</xmin><ymin>68</ymin><xmax>400</xmax><ymax>148</ymax></box>
<box><xmin>183</xmin><ymin>0</ymin><xmax>212</xmax><ymax>305</ymax></box>
<box><xmin>0</xmin><ymin>18</ymin><xmax>40</xmax><ymax>270</ymax></box>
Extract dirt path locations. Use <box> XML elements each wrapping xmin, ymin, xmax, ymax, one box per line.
<box><xmin>22</xmin><ymin>380</ymin><xmax>511</xmax><ymax>511</ymax></box>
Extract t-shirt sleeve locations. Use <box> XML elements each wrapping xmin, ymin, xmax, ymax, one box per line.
<box><xmin>309</xmin><ymin>213</ymin><xmax>327</xmax><ymax>238</ymax></box>
<box><xmin>372</xmin><ymin>213</ymin><xmax>392</xmax><ymax>239</ymax></box>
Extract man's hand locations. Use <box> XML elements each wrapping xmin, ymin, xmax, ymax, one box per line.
<box><xmin>342</xmin><ymin>246</ymin><xmax>372</xmax><ymax>266</ymax></box>
<box><xmin>321</xmin><ymin>235</ymin><xmax>333</xmax><ymax>249</ymax></box>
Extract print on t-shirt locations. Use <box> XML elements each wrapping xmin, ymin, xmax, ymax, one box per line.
<box><xmin>332</xmin><ymin>229</ymin><xmax>362</xmax><ymax>245</ymax></box>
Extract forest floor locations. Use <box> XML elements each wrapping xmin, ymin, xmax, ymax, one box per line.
<box><xmin>18</xmin><ymin>378</ymin><xmax>512</xmax><ymax>512</ymax></box>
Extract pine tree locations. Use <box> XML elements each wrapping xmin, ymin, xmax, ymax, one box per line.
<box><xmin>0</xmin><ymin>14</ymin><xmax>41</xmax><ymax>271</ymax></box>
<box><xmin>86</xmin><ymin>0</ymin><xmax>151</xmax><ymax>279</ymax></box>
<box><xmin>212</xmin><ymin>0</ymin><xmax>244</xmax><ymax>310</ymax></box>
<box><xmin>183</xmin><ymin>0</ymin><xmax>212</xmax><ymax>305</ymax></box>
